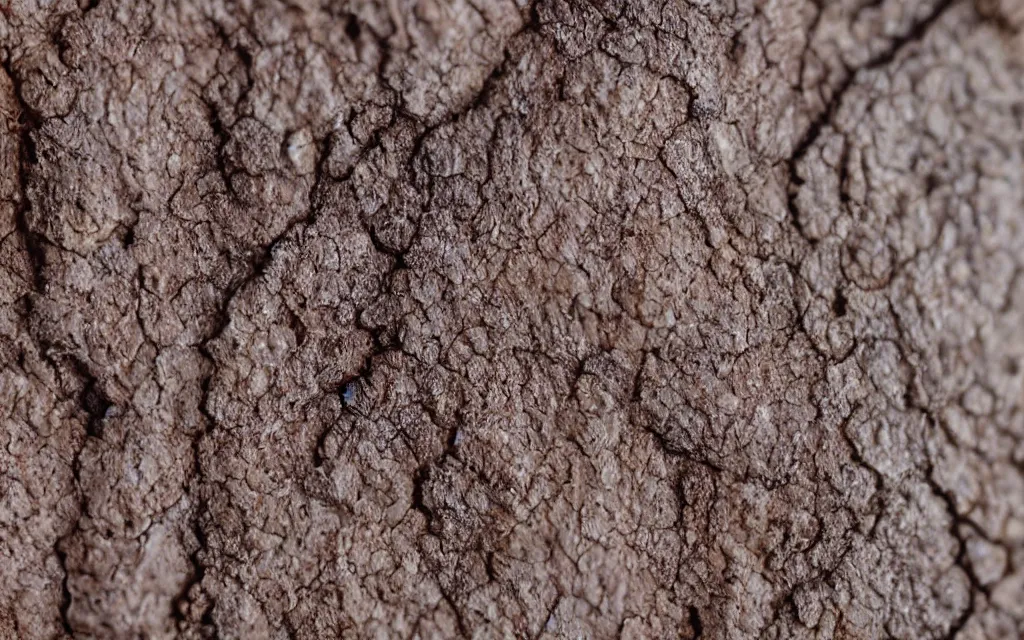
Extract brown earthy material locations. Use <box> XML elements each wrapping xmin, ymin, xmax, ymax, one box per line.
<box><xmin>2</xmin><ymin>0</ymin><xmax>1024</xmax><ymax>637</ymax></box>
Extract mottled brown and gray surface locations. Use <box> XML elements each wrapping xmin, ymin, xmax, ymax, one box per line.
<box><xmin>2</xmin><ymin>0</ymin><xmax>1024</xmax><ymax>637</ymax></box>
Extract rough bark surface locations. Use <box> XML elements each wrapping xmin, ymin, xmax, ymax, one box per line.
<box><xmin>2</xmin><ymin>0</ymin><xmax>1024</xmax><ymax>637</ymax></box>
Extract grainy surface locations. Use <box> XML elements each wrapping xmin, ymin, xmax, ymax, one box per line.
<box><xmin>2</xmin><ymin>0</ymin><xmax>1024</xmax><ymax>637</ymax></box>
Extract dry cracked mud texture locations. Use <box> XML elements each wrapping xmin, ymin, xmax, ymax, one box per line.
<box><xmin>3</xmin><ymin>0</ymin><xmax>1024</xmax><ymax>637</ymax></box>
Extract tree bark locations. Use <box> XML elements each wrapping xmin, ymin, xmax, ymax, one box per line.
<box><xmin>2</xmin><ymin>0</ymin><xmax>1023</xmax><ymax>637</ymax></box>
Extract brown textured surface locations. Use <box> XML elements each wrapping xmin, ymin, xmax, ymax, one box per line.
<box><xmin>2</xmin><ymin>0</ymin><xmax>1024</xmax><ymax>637</ymax></box>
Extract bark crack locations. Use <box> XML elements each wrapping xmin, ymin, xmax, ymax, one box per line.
<box><xmin>787</xmin><ymin>0</ymin><xmax>957</xmax><ymax>241</ymax></box>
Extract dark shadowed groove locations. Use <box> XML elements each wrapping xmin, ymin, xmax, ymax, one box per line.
<box><xmin>1</xmin><ymin>57</ymin><xmax>47</xmax><ymax>293</ymax></box>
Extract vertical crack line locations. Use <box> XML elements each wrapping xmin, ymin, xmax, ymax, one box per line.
<box><xmin>55</xmin><ymin>547</ymin><xmax>74</xmax><ymax>635</ymax></box>
<box><xmin>2</xmin><ymin>57</ymin><xmax>47</xmax><ymax>293</ymax></box>
<box><xmin>50</xmin><ymin>357</ymin><xmax>114</xmax><ymax>637</ymax></box>
<box><xmin>181</xmin><ymin>129</ymin><xmax>341</xmax><ymax>629</ymax></box>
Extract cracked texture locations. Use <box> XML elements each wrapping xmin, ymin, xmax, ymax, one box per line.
<box><xmin>2</xmin><ymin>0</ymin><xmax>1024</xmax><ymax>638</ymax></box>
